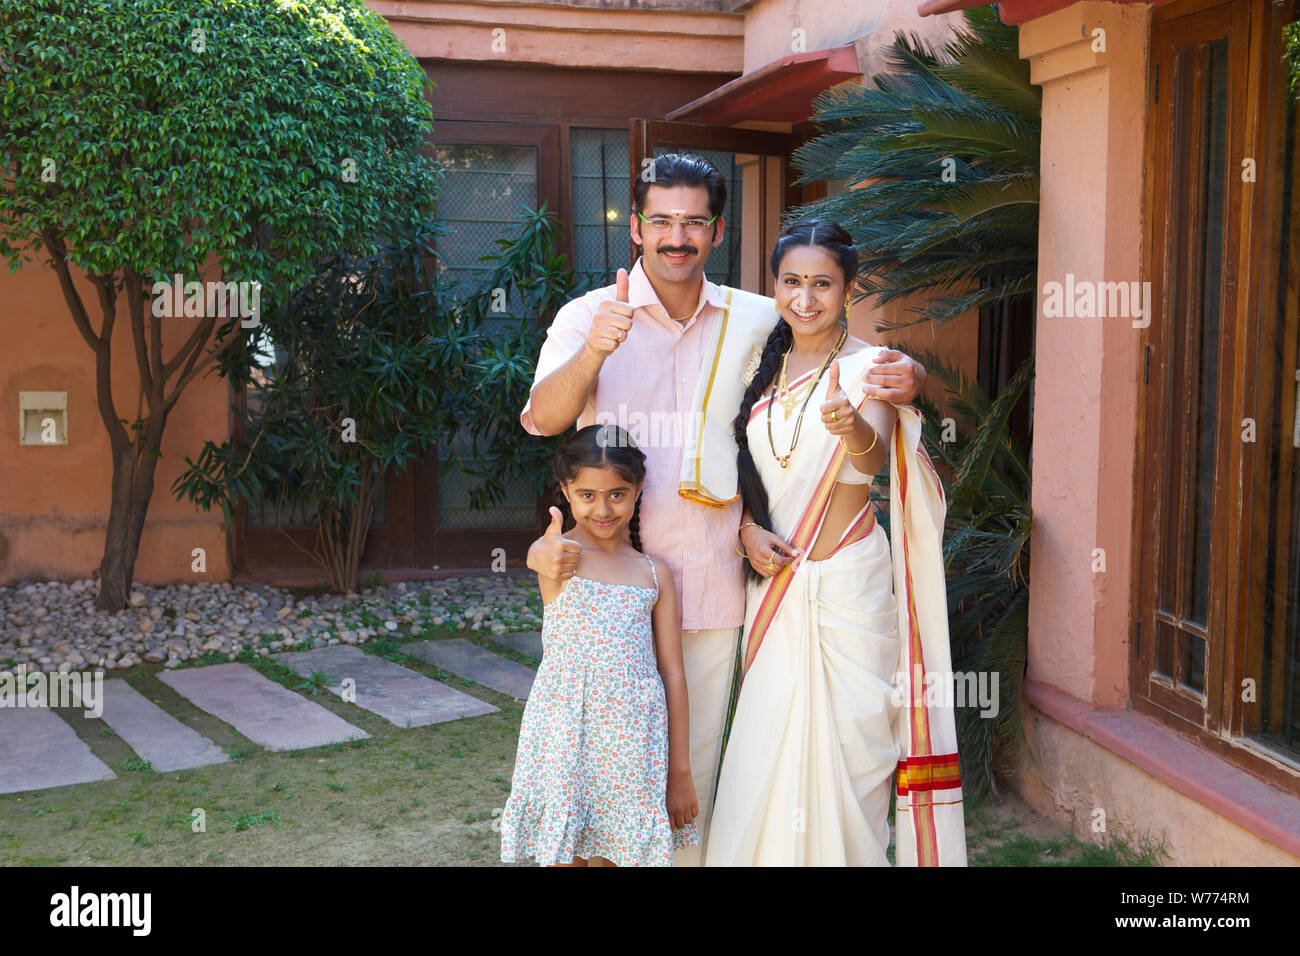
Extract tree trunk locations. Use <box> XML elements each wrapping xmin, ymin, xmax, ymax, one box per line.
<box><xmin>315</xmin><ymin>463</ymin><xmax>379</xmax><ymax>594</ymax></box>
<box><xmin>96</xmin><ymin>425</ymin><xmax>165</xmax><ymax>611</ymax></box>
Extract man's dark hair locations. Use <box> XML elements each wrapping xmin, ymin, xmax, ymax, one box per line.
<box><xmin>631</xmin><ymin>152</ymin><xmax>727</xmax><ymax>220</ymax></box>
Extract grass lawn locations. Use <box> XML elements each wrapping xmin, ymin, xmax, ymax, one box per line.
<box><xmin>0</xmin><ymin>628</ymin><xmax>1168</xmax><ymax>866</ymax></box>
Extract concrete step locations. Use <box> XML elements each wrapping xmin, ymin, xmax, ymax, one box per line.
<box><xmin>74</xmin><ymin>679</ymin><xmax>228</xmax><ymax>772</ymax></box>
<box><xmin>272</xmin><ymin>645</ymin><xmax>498</xmax><ymax>727</ymax></box>
<box><xmin>159</xmin><ymin>662</ymin><xmax>370</xmax><ymax>751</ymax></box>
<box><xmin>0</xmin><ymin>706</ymin><xmax>116</xmax><ymax>795</ymax></box>
<box><xmin>407</xmin><ymin>639</ymin><xmax>536</xmax><ymax>700</ymax></box>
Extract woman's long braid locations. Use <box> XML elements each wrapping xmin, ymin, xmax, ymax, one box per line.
<box><xmin>733</xmin><ymin>317</ymin><xmax>794</xmax><ymax>586</ymax></box>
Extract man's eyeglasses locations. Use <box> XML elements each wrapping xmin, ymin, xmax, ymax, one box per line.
<box><xmin>636</xmin><ymin>212</ymin><xmax>718</xmax><ymax>234</ymax></box>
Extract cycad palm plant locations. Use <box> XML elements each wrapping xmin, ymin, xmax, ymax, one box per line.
<box><xmin>792</xmin><ymin>5</ymin><xmax>1039</xmax><ymax>330</ymax></box>
<box><xmin>791</xmin><ymin>5</ymin><xmax>1039</xmax><ymax>798</ymax></box>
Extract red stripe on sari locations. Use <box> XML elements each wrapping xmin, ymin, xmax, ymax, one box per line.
<box><xmin>826</xmin><ymin>506</ymin><xmax>876</xmax><ymax>559</ymax></box>
<box><xmin>895</xmin><ymin>419</ymin><xmax>942</xmax><ymax>866</ymax></box>
<box><xmin>895</xmin><ymin>753</ymin><xmax>962</xmax><ymax>794</ymax></box>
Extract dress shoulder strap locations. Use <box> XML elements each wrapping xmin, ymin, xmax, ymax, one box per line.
<box><xmin>644</xmin><ymin>552</ymin><xmax>658</xmax><ymax>591</ymax></box>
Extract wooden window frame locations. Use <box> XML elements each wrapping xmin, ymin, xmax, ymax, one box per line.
<box><xmin>1134</xmin><ymin>0</ymin><xmax>1300</xmax><ymax>790</ymax></box>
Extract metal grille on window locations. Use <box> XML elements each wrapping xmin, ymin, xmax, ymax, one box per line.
<box><xmin>569</xmin><ymin>129</ymin><xmax>743</xmax><ymax>290</ymax></box>
<box><xmin>433</xmin><ymin>143</ymin><xmax>540</xmax><ymax>530</ymax></box>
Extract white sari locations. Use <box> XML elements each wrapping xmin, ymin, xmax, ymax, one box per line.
<box><xmin>704</xmin><ymin>346</ymin><xmax>967</xmax><ymax>867</ymax></box>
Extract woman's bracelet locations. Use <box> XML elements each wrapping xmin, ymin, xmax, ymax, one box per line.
<box><xmin>843</xmin><ymin>424</ymin><xmax>879</xmax><ymax>456</ymax></box>
<box><xmin>735</xmin><ymin>521</ymin><xmax>762</xmax><ymax>560</ymax></box>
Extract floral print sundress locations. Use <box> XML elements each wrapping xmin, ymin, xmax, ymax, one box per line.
<box><xmin>500</xmin><ymin>551</ymin><xmax>700</xmax><ymax>866</ymax></box>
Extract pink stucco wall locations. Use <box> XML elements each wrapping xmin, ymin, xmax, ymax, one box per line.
<box><xmin>742</xmin><ymin>0</ymin><xmax>967</xmax><ymax>74</ymax></box>
<box><xmin>0</xmin><ymin>257</ymin><xmax>232</xmax><ymax>585</ymax></box>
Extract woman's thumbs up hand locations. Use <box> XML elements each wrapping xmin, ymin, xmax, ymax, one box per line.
<box><xmin>820</xmin><ymin>358</ymin><xmax>856</xmax><ymax>437</ymax></box>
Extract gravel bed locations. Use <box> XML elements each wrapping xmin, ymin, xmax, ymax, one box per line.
<box><xmin>0</xmin><ymin>576</ymin><xmax>543</xmax><ymax>675</ymax></box>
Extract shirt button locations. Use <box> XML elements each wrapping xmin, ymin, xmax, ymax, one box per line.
<box><xmin>681</xmin><ymin>377</ymin><xmax>688</xmax><ymax>384</ymax></box>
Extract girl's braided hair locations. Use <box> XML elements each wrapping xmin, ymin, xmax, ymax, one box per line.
<box><xmin>552</xmin><ymin>424</ymin><xmax>647</xmax><ymax>552</ymax></box>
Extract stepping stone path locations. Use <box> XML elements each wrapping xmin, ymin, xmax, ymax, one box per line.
<box><xmin>160</xmin><ymin>662</ymin><xmax>370</xmax><ymax>751</ymax></box>
<box><xmin>408</xmin><ymin>638</ymin><xmax>537</xmax><ymax>700</ymax></box>
<box><xmin>272</xmin><ymin>645</ymin><xmax>498</xmax><ymax>728</ymax></box>
<box><xmin>0</xmin><ymin>707</ymin><xmax>116</xmax><ymax>795</ymax></box>
<box><xmin>489</xmin><ymin>631</ymin><xmax>543</xmax><ymax>660</ymax></box>
<box><xmin>74</xmin><ymin>679</ymin><xmax>228</xmax><ymax>773</ymax></box>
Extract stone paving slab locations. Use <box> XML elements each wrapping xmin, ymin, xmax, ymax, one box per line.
<box><xmin>407</xmin><ymin>639</ymin><xmax>536</xmax><ymax>700</ymax></box>
<box><xmin>272</xmin><ymin>645</ymin><xmax>498</xmax><ymax>728</ymax></box>
<box><xmin>0</xmin><ymin>707</ymin><xmax>117</xmax><ymax>794</ymax></box>
<box><xmin>159</xmin><ymin>663</ymin><xmax>370</xmax><ymax>751</ymax></box>
<box><xmin>73</xmin><ymin>679</ymin><xmax>229</xmax><ymax>773</ymax></box>
<box><xmin>488</xmin><ymin>631</ymin><xmax>543</xmax><ymax>660</ymax></box>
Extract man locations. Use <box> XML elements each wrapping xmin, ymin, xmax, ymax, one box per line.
<box><xmin>520</xmin><ymin>152</ymin><xmax>926</xmax><ymax>866</ymax></box>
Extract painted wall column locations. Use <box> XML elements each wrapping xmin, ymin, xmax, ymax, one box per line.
<box><xmin>1021</xmin><ymin>0</ymin><xmax>1149</xmax><ymax>708</ymax></box>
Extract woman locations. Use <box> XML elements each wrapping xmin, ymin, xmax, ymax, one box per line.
<box><xmin>703</xmin><ymin>220</ymin><xmax>967</xmax><ymax>866</ymax></box>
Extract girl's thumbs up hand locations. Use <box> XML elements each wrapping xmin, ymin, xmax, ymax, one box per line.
<box><xmin>535</xmin><ymin>506</ymin><xmax>582</xmax><ymax>582</ymax></box>
<box><xmin>820</xmin><ymin>358</ymin><xmax>856</xmax><ymax>437</ymax></box>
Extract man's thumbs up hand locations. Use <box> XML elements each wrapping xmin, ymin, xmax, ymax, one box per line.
<box><xmin>535</xmin><ymin>506</ymin><xmax>582</xmax><ymax>582</ymax></box>
<box><xmin>588</xmin><ymin>267</ymin><xmax>634</xmax><ymax>359</ymax></box>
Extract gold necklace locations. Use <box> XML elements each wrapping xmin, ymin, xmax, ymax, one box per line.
<box><xmin>767</xmin><ymin>329</ymin><xmax>847</xmax><ymax>468</ymax></box>
<box><xmin>776</xmin><ymin>354</ymin><xmax>818</xmax><ymax>419</ymax></box>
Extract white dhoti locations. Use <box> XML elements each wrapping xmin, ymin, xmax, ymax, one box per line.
<box><xmin>673</xmin><ymin>625</ymin><xmax>741</xmax><ymax>867</ymax></box>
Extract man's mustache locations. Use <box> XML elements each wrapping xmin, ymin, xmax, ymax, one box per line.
<box><xmin>658</xmin><ymin>246</ymin><xmax>697</xmax><ymax>256</ymax></box>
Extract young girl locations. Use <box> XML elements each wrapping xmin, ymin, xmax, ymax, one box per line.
<box><xmin>500</xmin><ymin>424</ymin><xmax>699</xmax><ymax>867</ymax></box>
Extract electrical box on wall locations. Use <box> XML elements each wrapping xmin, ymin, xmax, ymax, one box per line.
<box><xmin>19</xmin><ymin>391</ymin><xmax>68</xmax><ymax>446</ymax></box>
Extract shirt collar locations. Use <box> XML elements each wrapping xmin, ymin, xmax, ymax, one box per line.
<box><xmin>627</xmin><ymin>257</ymin><xmax>728</xmax><ymax>324</ymax></box>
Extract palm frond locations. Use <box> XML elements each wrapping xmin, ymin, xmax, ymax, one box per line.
<box><xmin>792</xmin><ymin>6</ymin><xmax>1039</xmax><ymax>331</ymax></box>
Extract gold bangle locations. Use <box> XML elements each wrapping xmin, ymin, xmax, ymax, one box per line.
<box><xmin>735</xmin><ymin>520</ymin><xmax>763</xmax><ymax>560</ymax></box>
<box><xmin>843</xmin><ymin>426</ymin><xmax>878</xmax><ymax>456</ymax></box>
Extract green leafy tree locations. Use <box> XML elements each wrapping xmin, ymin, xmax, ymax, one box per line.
<box><xmin>172</xmin><ymin>225</ymin><xmax>450</xmax><ymax>593</ymax></box>
<box><xmin>791</xmin><ymin>6</ymin><xmax>1038</xmax><ymax>796</ymax></box>
<box><xmin>172</xmin><ymin>203</ymin><xmax>586</xmax><ymax>592</ymax></box>
<box><xmin>0</xmin><ymin>0</ymin><xmax>442</xmax><ymax>608</ymax></box>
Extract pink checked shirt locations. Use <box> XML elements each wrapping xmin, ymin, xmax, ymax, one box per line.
<box><xmin>521</xmin><ymin>258</ymin><xmax>746</xmax><ymax>631</ymax></box>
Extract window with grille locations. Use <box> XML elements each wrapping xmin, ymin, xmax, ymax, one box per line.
<box><xmin>433</xmin><ymin>142</ymin><xmax>542</xmax><ymax>530</ymax></box>
<box><xmin>569</xmin><ymin>128</ymin><xmax>744</xmax><ymax>290</ymax></box>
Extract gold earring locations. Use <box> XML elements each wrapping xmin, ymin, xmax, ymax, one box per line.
<box><xmin>843</xmin><ymin>292</ymin><xmax>852</xmax><ymax>317</ymax></box>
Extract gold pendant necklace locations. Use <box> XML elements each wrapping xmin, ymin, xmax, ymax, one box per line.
<box><xmin>767</xmin><ymin>329</ymin><xmax>847</xmax><ymax>467</ymax></box>
<box><xmin>776</xmin><ymin>355</ymin><xmax>817</xmax><ymax>420</ymax></box>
